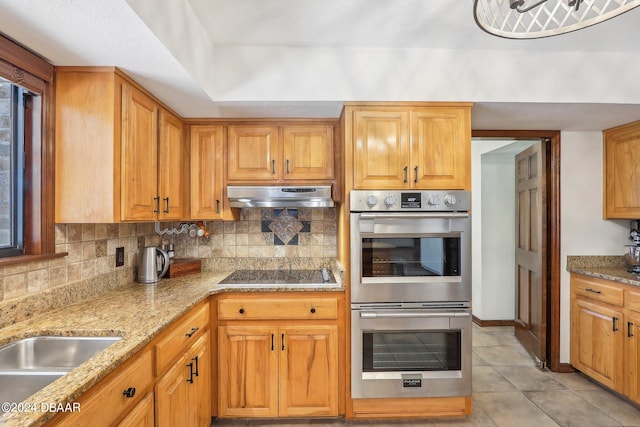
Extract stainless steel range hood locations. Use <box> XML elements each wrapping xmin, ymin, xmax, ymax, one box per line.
<box><xmin>227</xmin><ymin>185</ymin><xmax>334</xmax><ymax>208</ymax></box>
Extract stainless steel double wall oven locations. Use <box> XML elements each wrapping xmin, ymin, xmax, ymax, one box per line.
<box><xmin>350</xmin><ymin>190</ymin><xmax>472</xmax><ymax>399</ymax></box>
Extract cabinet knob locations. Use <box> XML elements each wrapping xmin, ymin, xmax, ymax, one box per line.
<box><xmin>239</xmin><ymin>308</ymin><xmax>245</xmax><ymax>314</ymax></box>
<box><xmin>310</xmin><ymin>307</ymin><xmax>316</xmax><ymax>314</ymax></box>
<box><xmin>122</xmin><ymin>387</ymin><xmax>136</xmax><ymax>398</ymax></box>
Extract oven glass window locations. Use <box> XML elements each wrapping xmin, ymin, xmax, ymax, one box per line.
<box><xmin>362</xmin><ymin>330</ymin><xmax>461</xmax><ymax>372</ymax></box>
<box><xmin>361</xmin><ymin>237</ymin><xmax>460</xmax><ymax>277</ymax></box>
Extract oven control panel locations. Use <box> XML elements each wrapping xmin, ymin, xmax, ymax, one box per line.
<box><xmin>350</xmin><ymin>190</ymin><xmax>470</xmax><ymax>212</ymax></box>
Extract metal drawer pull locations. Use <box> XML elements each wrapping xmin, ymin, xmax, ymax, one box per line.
<box><xmin>122</xmin><ymin>387</ymin><xmax>136</xmax><ymax>398</ymax></box>
<box><xmin>239</xmin><ymin>308</ymin><xmax>245</xmax><ymax>314</ymax></box>
<box><xmin>403</xmin><ymin>166</ymin><xmax>408</xmax><ymax>183</ymax></box>
<box><xmin>186</xmin><ymin>362</ymin><xmax>194</xmax><ymax>383</ymax></box>
<box><xmin>613</xmin><ymin>317</ymin><xmax>619</xmax><ymax>332</ymax></box>
<box><xmin>286</xmin><ymin>159</ymin><xmax>290</xmax><ymax>174</ymax></box>
<box><xmin>192</xmin><ymin>355</ymin><xmax>199</xmax><ymax>377</ymax></box>
<box><xmin>629</xmin><ymin>322</ymin><xmax>635</xmax><ymax>338</ymax></box>
<box><xmin>271</xmin><ymin>334</ymin><xmax>275</xmax><ymax>351</ymax></box>
<box><xmin>585</xmin><ymin>288</ymin><xmax>602</xmax><ymax>294</ymax></box>
<box><xmin>414</xmin><ymin>166</ymin><xmax>419</xmax><ymax>183</ymax></box>
<box><xmin>281</xmin><ymin>333</ymin><xmax>285</xmax><ymax>351</ymax></box>
<box><xmin>310</xmin><ymin>307</ymin><xmax>316</xmax><ymax>314</ymax></box>
<box><xmin>163</xmin><ymin>197</ymin><xmax>170</xmax><ymax>213</ymax></box>
<box><xmin>272</xmin><ymin>159</ymin><xmax>276</xmax><ymax>174</ymax></box>
<box><xmin>360</xmin><ymin>311</ymin><xmax>470</xmax><ymax>319</ymax></box>
<box><xmin>185</xmin><ymin>326</ymin><xmax>199</xmax><ymax>337</ymax></box>
<box><xmin>153</xmin><ymin>196</ymin><xmax>160</xmax><ymax>214</ymax></box>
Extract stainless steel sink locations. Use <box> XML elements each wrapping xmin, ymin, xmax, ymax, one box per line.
<box><xmin>0</xmin><ymin>336</ymin><xmax>121</xmax><ymax>371</ymax></box>
<box><xmin>0</xmin><ymin>372</ymin><xmax>65</xmax><ymax>409</ymax></box>
<box><xmin>0</xmin><ymin>336</ymin><xmax>121</xmax><ymax>411</ymax></box>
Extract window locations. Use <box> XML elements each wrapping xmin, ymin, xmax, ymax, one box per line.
<box><xmin>0</xmin><ymin>34</ymin><xmax>55</xmax><ymax>263</ymax></box>
<box><xmin>0</xmin><ymin>78</ymin><xmax>28</xmax><ymax>256</ymax></box>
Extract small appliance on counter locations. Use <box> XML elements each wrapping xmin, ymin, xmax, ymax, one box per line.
<box><xmin>625</xmin><ymin>220</ymin><xmax>640</xmax><ymax>273</ymax></box>
<box><xmin>137</xmin><ymin>246</ymin><xmax>169</xmax><ymax>283</ymax></box>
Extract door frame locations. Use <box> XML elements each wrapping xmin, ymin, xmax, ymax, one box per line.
<box><xmin>473</xmin><ymin>129</ymin><xmax>565</xmax><ymax>373</ymax></box>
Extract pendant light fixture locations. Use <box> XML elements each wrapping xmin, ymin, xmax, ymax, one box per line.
<box><xmin>473</xmin><ymin>0</ymin><xmax>640</xmax><ymax>38</ymax></box>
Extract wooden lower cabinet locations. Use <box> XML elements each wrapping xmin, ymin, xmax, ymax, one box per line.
<box><xmin>570</xmin><ymin>273</ymin><xmax>640</xmax><ymax>404</ymax></box>
<box><xmin>52</xmin><ymin>350</ymin><xmax>154</xmax><ymax>427</ymax></box>
<box><xmin>118</xmin><ymin>393</ymin><xmax>155</xmax><ymax>427</ymax></box>
<box><xmin>217</xmin><ymin>294</ymin><xmax>340</xmax><ymax>419</ymax></box>
<box><xmin>570</xmin><ymin>298</ymin><xmax>623</xmax><ymax>389</ymax></box>
<box><xmin>156</xmin><ymin>333</ymin><xmax>211</xmax><ymax>427</ymax></box>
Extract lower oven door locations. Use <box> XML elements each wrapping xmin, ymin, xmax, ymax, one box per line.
<box><xmin>351</xmin><ymin>305</ymin><xmax>472</xmax><ymax>399</ymax></box>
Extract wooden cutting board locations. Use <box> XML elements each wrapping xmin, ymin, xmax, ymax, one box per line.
<box><xmin>166</xmin><ymin>258</ymin><xmax>202</xmax><ymax>278</ymax></box>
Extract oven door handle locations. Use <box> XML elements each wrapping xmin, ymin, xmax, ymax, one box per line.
<box><xmin>358</xmin><ymin>212</ymin><xmax>469</xmax><ymax>220</ymax></box>
<box><xmin>359</xmin><ymin>311</ymin><xmax>470</xmax><ymax>319</ymax></box>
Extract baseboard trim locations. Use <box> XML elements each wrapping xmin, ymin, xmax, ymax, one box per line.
<box><xmin>472</xmin><ymin>316</ymin><xmax>515</xmax><ymax>327</ymax></box>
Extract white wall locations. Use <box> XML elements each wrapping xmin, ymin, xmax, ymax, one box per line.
<box><xmin>559</xmin><ymin>131</ymin><xmax>629</xmax><ymax>362</ymax></box>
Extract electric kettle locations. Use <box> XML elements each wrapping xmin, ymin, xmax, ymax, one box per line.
<box><xmin>137</xmin><ymin>246</ymin><xmax>169</xmax><ymax>283</ymax></box>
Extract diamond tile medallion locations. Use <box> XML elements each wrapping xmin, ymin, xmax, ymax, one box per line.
<box><xmin>267</xmin><ymin>208</ymin><xmax>303</xmax><ymax>245</ymax></box>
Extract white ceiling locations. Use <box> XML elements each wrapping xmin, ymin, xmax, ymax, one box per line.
<box><xmin>1</xmin><ymin>0</ymin><xmax>640</xmax><ymax>130</ymax></box>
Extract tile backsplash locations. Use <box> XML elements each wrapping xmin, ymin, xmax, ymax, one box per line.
<box><xmin>0</xmin><ymin>207</ymin><xmax>337</xmax><ymax>306</ymax></box>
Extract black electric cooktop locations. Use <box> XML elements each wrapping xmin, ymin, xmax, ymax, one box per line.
<box><xmin>219</xmin><ymin>269</ymin><xmax>335</xmax><ymax>285</ymax></box>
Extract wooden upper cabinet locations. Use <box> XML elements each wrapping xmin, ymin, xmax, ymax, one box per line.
<box><xmin>55</xmin><ymin>67</ymin><xmax>188</xmax><ymax>222</ymax></box>
<box><xmin>190</xmin><ymin>125</ymin><xmax>224</xmax><ymax>220</ymax></box>
<box><xmin>226</xmin><ymin>123</ymin><xmax>335</xmax><ymax>183</ymax></box>
<box><xmin>603</xmin><ymin>121</ymin><xmax>640</xmax><ymax>219</ymax></box>
<box><xmin>282</xmin><ymin>125</ymin><xmax>334</xmax><ymax>181</ymax></box>
<box><xmin>121</xmin><ymin>84</ymin><xmax>159</xmax><ymax>221</ymax></box>
<box><xmin>227</xmin><ymin>125</ymin><xmax>280</xmax><ymax>181</ymax></box>
<box><xmin>158</xmin><ymin>109</ymin><xmax>187</xmax><ymax>221</ymax></box>
<box><xmin>353</xmin><ymin>109</ymin><xmax>410</xmax><ymax>189</ymax></box>
<box><xmin>411</xmin><ymin>107</ymin><xmax>470</xmax><ymax>189</ymax></box>
<box><xmin>349</xmin><ymin>103</ymin><xmax>471</xmax><ymax>190</ymax></box>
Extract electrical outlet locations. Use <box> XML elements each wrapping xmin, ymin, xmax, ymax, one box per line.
<box><xmin>115</xmin><ymin>247</ymin><xmax>125</xmax><ymax>267</ymax></box>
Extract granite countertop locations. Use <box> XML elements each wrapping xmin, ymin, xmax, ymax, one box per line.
<box><xmin>0</xmin><ymin>271</ymin><xmax>345</xmax><ymax>427</ymax></box>
<box><xmin>567</xmin><ymin>255</ymin><xmax>640</xmax><ymax>287</ymax></box>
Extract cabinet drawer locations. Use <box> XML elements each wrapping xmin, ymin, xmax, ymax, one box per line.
<box><xmin>627</xmin><ymin>289</ymin><xmax>640</xmax><ymax>313</ymax></box>
<box><xmin>572</xmin><ymin>275</ymin><xmax>624</xmax><ymax>307</ymax></box>
<box><xmin>155</xmin><ymin>303</ymin><xmax>209</xmax><ymax>375</ymax></box>
<box><xmin>57</xmin><ymin>350</ymin><xmax>153</xmax><ymax>427</ymax></box>
<box><xmin>218</xmin><ymin>298</ymin><xmax>338</xmax><ymax>320</ymax></box>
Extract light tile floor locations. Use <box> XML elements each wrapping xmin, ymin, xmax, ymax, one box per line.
<box><xmin>214</xmin><ymin>325</ymin><xmax>640</xmax><ymax>426</ymax></box>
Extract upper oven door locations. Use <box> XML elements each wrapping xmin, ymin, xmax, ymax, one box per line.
<box><xmin>350</xmin><ymin>212</ymin><xmax>471</xmax><ymax>304</ymax></box>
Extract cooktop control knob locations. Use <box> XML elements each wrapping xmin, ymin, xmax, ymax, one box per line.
<box><xmin>366</xmin><ymin>195</ymin><xmax>378</xmax><ymax>207</ymax></box>
<box><xmin>426</xmin><ymin>194</ymin><xmax>440</xmax><ymax>206</ymax></box>
<box><xmin>384</xmin><ymin>195</ymin><xmax>397</xmax><ymax>207</ymax></box>
<box><xmin>444</xmin><ymin>194</ymin><xmax>457</xmax><ymax>206</ymax></box>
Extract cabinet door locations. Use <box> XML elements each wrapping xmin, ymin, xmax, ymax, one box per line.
<box><xmin>411</xmin><ymin>107</ymin><xmax>470</xmax><ymax>189</ymax></box>
<box><xmin>158</xmin><ymin>109</ymin><xmax>186</xmax><ymax>220</ymax></box>
<box><xmin>155</xmin><ymin>353</ymin><xmax>191</xmax><ymax>427</ymax></box>
<box><xmin>227</xmin><ymin>125</ymin><xmax>280</xmax><ymax>181</ymax></box>
<box><xmin>604</xmin><ymin>122</ymin><xmax>640</xmax><ymax>219</ymax></box>
<box><xmin>121</xmin><ymin>83</ymin><xmax>159</xmax><ymax>221</ymax></box>
<box><xmin>190</xmin><ymin>125</ymin><xmax>224</xmax><ymax>219</ymax></box>
<box><xmin>626</xmin><ymin>311</ymin><xmax>640</xmax><ymax>404</ymax></box>
<box><xmin>118</xmin><ymin>392</ymin><xmax>154</xmax><ymax>427</ymax></box>
<box><xmin>571</xmin><ymin>298</ymin><xmax>624</xmax><ymax>389</ymax></box>
<box><xmin>282</xmin><ymin>125</ymin><xmax>334</xmax><ymax>181</ymax></box>
<box><xmin>190</xmin><ymin>333</ymin><xmax>212</xmax><ymax>427</ymax></box>
<box><xmin>218</xmin><ymin>325</ymin><xmax>279</xmax><ymax>418</ymax></box>
<box><xmin>279</xmin><ymin>325</ymin><xmax>338</xmax><ymax>417</ymax></box>
<box><xmin>353</xmin><ymin>109</ymin><xmax>410</xmax><ymax>189</ymax></box>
